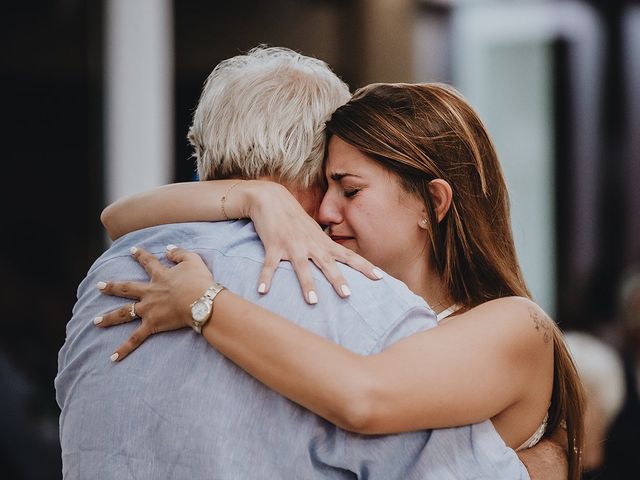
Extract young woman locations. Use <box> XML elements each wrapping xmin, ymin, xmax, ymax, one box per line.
<box><xmin>97</xmin><ymin>83</ymin><xmax>584</xmax><ymax>479</ymax></box>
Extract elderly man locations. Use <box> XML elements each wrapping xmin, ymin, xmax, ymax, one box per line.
<box><xmin>56</xmin><ymin>46</ymin><xmax>564</xmax><ymax>479</ymax></box>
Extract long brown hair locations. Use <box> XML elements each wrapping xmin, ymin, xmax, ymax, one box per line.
<box><xmin>326</xmin><ymin>82</ymin><xmax>585</xmax><ymax>479</ymax></box>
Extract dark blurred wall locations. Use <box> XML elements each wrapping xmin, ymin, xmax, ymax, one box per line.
<box><xmin>172</xmin><ymin>0</ymin><xmax>414</xmax><ymax>182</ymax></box>
<box><xmin>0</xmin><ymin>1</ymin><xmax>103</xmax><ymax>478</ymax></box>
<box><xmin>562</xmin><ymin>0</ymin><xmax>640</xmax><ymax>331</ymax></box>
<box><xmin>173</xmin><ymin>0</ymin><xmax>351</xmax><ymax>180</ymax></box>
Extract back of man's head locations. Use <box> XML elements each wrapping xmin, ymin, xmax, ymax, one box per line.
<box><xmin>189</xmin><ymin>45</ymin><xmax>351</xmax><ymax>188</ymax></box>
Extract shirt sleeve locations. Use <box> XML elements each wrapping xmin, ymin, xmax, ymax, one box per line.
<box><xmin>370</xmin><ymin>305</ymin><xmax>438</xmax><ymax>353</ymax></box>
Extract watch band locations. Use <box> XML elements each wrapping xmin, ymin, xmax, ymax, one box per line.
<box><xmin>202</xmin><ymin>283</ymin><xmax>224</xmax><ymax>302</ymax></box>
<box><xmin>190</xmin><ymin>283</ymin><xmax>225</xmax><ymax>334</ymax></box>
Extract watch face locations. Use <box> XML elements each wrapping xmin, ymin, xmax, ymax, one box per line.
<box><xmin>192</xmin><ymin>301</ymin><xmax>210</xmax><ymax>322</ymax></box>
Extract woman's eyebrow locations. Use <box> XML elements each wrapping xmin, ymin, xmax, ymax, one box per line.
<box><xmin>329</xmin><ymin>172</ymin><xmax>362</xmax><ymax>181</ymax></box>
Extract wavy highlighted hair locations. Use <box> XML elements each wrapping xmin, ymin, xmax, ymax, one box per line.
<box><xmin>326</xmin><ymin>82</ymin><xmax>585</xmax><ymax>480</ymax></box>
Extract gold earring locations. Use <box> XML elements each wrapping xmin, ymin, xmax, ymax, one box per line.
<box><xmin>419</xmin><ymin>218</ymin><xmax>428</xmax><ymax>228</ymax></box>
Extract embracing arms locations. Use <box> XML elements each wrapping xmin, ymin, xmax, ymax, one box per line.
<box><xmin>97</xmin><ymin>181</ymin><xmax>566</xmax><ymax>477</ymax></box>
<box><xmin>101</xmin><ymin>180</ymin><xmax>247</xmax><ymax>241</ymax></box>
<box><xmin>95</xmin><ymin>247</ymin><xmax>566</xmax><ymax>478</ymax></box>
<box><xmin>97</xmin><ymin>246</ymin><xmax>553</xmax><ymax>448</ymax></box>
<box><xmin>204</xmin><ymin>291</ymin><xmax>551</xmax><ymax>436</ymax></box>
<box><xmin>101</xmin><ymin>180</ymin><xmax>381</xmax><ymax>300</ymax></box>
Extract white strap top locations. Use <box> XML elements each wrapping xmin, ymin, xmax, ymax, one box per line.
<box><xmin>515</xmin><ymin>412</ymin><xmax>548</xmax><ymax>451</ymax></box>
<box><xmin>436</xmin><ymin>304</ymin><xmax>461</xmax><ymax>322</ymax></box>
<box><xmin>436</xmin><ymin>303</ymin><xmax>549</xmax><ymax>451</ymax></box>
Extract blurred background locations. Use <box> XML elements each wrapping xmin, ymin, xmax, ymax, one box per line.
<box><xmin>1</xmin><ymin>0</ymin><xmax>638</xmax><ymax>478</ymax></box>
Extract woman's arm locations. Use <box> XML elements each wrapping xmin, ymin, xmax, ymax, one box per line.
<box><xmin>101</xmin><ymin>180</ymin><xmax>382</xmax><ymax>301</ymax></box>
<box><xmin>101</xmin><ymin>180</ymin><xmax>252</xmax><ymax>241</ymax></box>
<box><xmin>97</xmin><ymin>246</ymin><xmax>553</xmax><ymax>446</ymax></box>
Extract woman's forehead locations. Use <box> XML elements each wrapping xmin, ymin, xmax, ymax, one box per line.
<box><xmin>325</xmin><ymin>137</ymin><xmax>383</xmax><ymax>178</ymax></box>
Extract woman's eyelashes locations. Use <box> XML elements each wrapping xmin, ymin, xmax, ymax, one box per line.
<box><xmin>343</xmin><ymin>187</ymin><xmax>361</xmax><ymax>198</ymax></box>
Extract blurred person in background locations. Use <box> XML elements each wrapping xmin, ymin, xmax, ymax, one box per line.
<box><xmin>97</xmin><ymin>80</ymin><xmax>582</xmax><ymax>478</ymax></box>
<box><xmin>564</xmin><ymin>331</ymin><xmax>625</xmax><ymax>478</ymax></box>
<box><xmin>597</xmin><ymin>266</ymin><xmax>640</xmax><ymax>479</ymax></box>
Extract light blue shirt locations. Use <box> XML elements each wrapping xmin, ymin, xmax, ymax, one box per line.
<box><xmin>56</xmin><ymin>221</ymin><xmax>529</xmax><ymax>479</ymax></box>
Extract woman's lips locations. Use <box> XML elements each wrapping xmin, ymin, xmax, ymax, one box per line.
<box><xmin>330</xmin><ymin>235</ymin><xmax>354</xmax><ymax>245</ymax></box>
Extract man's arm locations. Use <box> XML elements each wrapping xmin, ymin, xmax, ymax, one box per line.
<box><xmin>517</xmin><ymin>429</ymin><xmax>569</xmax><ymax>480</ymax></box>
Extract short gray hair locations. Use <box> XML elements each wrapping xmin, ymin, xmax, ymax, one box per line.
<box><xmin>188</xmin><ymin>46</ymin><xmax>351</xmax><ymax>187</ymax></box>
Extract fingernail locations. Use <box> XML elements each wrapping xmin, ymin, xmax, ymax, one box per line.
<box><xmin>341</xmin><ymin>285</ymin><xmax>351</xmax><ymax>297</ymax></box>
<box><xmin>372</xmin><ymin>268</ymin><xmax>384</xmax><ymax>279</ymax></box>
<box><xmin>166</xmin><ymin>244</ymin><xmax>177</xmax><ymax>251</ymax></box>
<box><xmin>96</xmin><ymin>281</ymin><xmax>107</xmax><ymax>290</ymax></box>
<box><xmin>308</xmin><ymin>291</ymin><xmax>318</xmax><ymax>304</ymax></box>
<box><xmin>258</xmin><ymin>282</ymin><xmax>267</xmax><ymax>294</ymax></box>
<box><xmin>93</xmin><ymin>316</ymin><xmax>103</xmax><ymax>325</ymax></box>
<box><xmin>129</xmin><ymin>246</ymin><xmax>138</xmax><ymax>255</ymax></box>
<box><xmin>110</xmin><ymin>352</ymin><xmax>119</xmax><ymax>362</ymax></box>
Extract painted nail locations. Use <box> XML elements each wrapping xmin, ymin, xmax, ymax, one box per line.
<box><xmin>93</xmin><ymin>316</ymin><xmax>103</xmax><ymax>325</ymax></box>
<box><xmin>372</xmin><ymin>268</ymin><xmax>384</xmax><ymax>280</ymax></box>
<box><xmin>166</xmin><ymin>244</ymin><xmax>177</xmax><ymax>251</ymax></box>
<box><xmin>129</xmin><ymin>246</ymin><xmax>138</xmax><ymax>255</ymax></box>
<box><xmin>96</xmin><ymin>281</ymin><xmax>107</xmax><ymax>290</ymax></box>
<box><xmin>308</xmin><ymin>291</ymin><xmax>318</xmax><ymax>304</ymax></box>
<box><xmin>258</xmin><ymin>282</ymin><xmax>267</xmax><ymax>294</ymax></box>
<box><xmin>341</xmin><ymin>285</ymin><xmax>351</xmax><ymax>297</ymax></box>
<box><xmin>110</xmin><ymin>352</ymin><xmax>119</xmax><ymax>362</ymax></box>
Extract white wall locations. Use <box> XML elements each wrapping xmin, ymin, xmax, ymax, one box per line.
<box><xmin>104</xmin><ymin>0</ymin><xmax>174</xmax><ymax>205</ymax></box>
<box><xmin>414</xmin><ymin>0</ymin><xmax>604</xmax><ymax>314</ymax></box>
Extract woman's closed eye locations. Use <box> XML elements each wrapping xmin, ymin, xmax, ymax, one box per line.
<box><xmin>343</xmin><ymin>188</ymin><xmax>361</xmax><ymax>198</ymax></box>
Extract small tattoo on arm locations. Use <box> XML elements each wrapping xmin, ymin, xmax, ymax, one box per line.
<box><xmin>530</xmin><ymin>307</ymin><xmax>551</xmax><ymax>344</ymax></box>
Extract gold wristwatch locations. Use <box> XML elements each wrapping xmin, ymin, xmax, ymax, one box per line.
<box><xmin>190</xmin><ymin>283</ymin><xmax>225</xmax><ymax>334</ymax></box>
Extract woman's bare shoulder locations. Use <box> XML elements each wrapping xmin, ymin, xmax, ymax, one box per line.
<box><xmin>458</xmin><ymin>296</ymin><xmax>554</xmax><ymax>359</ymax></box>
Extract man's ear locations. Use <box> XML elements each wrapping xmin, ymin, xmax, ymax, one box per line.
<box><xmin>428</xmin><ymin>179</ymin><xmax>453</xmax><ymax>223</ymax></box>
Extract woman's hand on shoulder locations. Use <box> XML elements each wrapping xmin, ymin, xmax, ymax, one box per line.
<box><xmin>241</xmin><ymin>181</ymin><xmax>383</xmax><ymax>304</ymax></box>
<box><xmin>95</xmin><ymin>245</ymin><xmax>215</xmax><ymax>361</ymax></box>
<box><xmin>100</xmin><ymin>178</ymin><xmax>384</xmax><ymax>304</ymax></box>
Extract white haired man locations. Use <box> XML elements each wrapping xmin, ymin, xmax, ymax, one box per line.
<box><xmin>56</xmin><ymin>46</ymin><xmax>564</xmax><ymax>479</ymax></box>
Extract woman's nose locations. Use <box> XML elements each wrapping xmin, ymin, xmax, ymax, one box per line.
<box><xmin>318</xmin><ymin>191</ymin><xmax>342</xmax><ymax>227</ymax></box>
